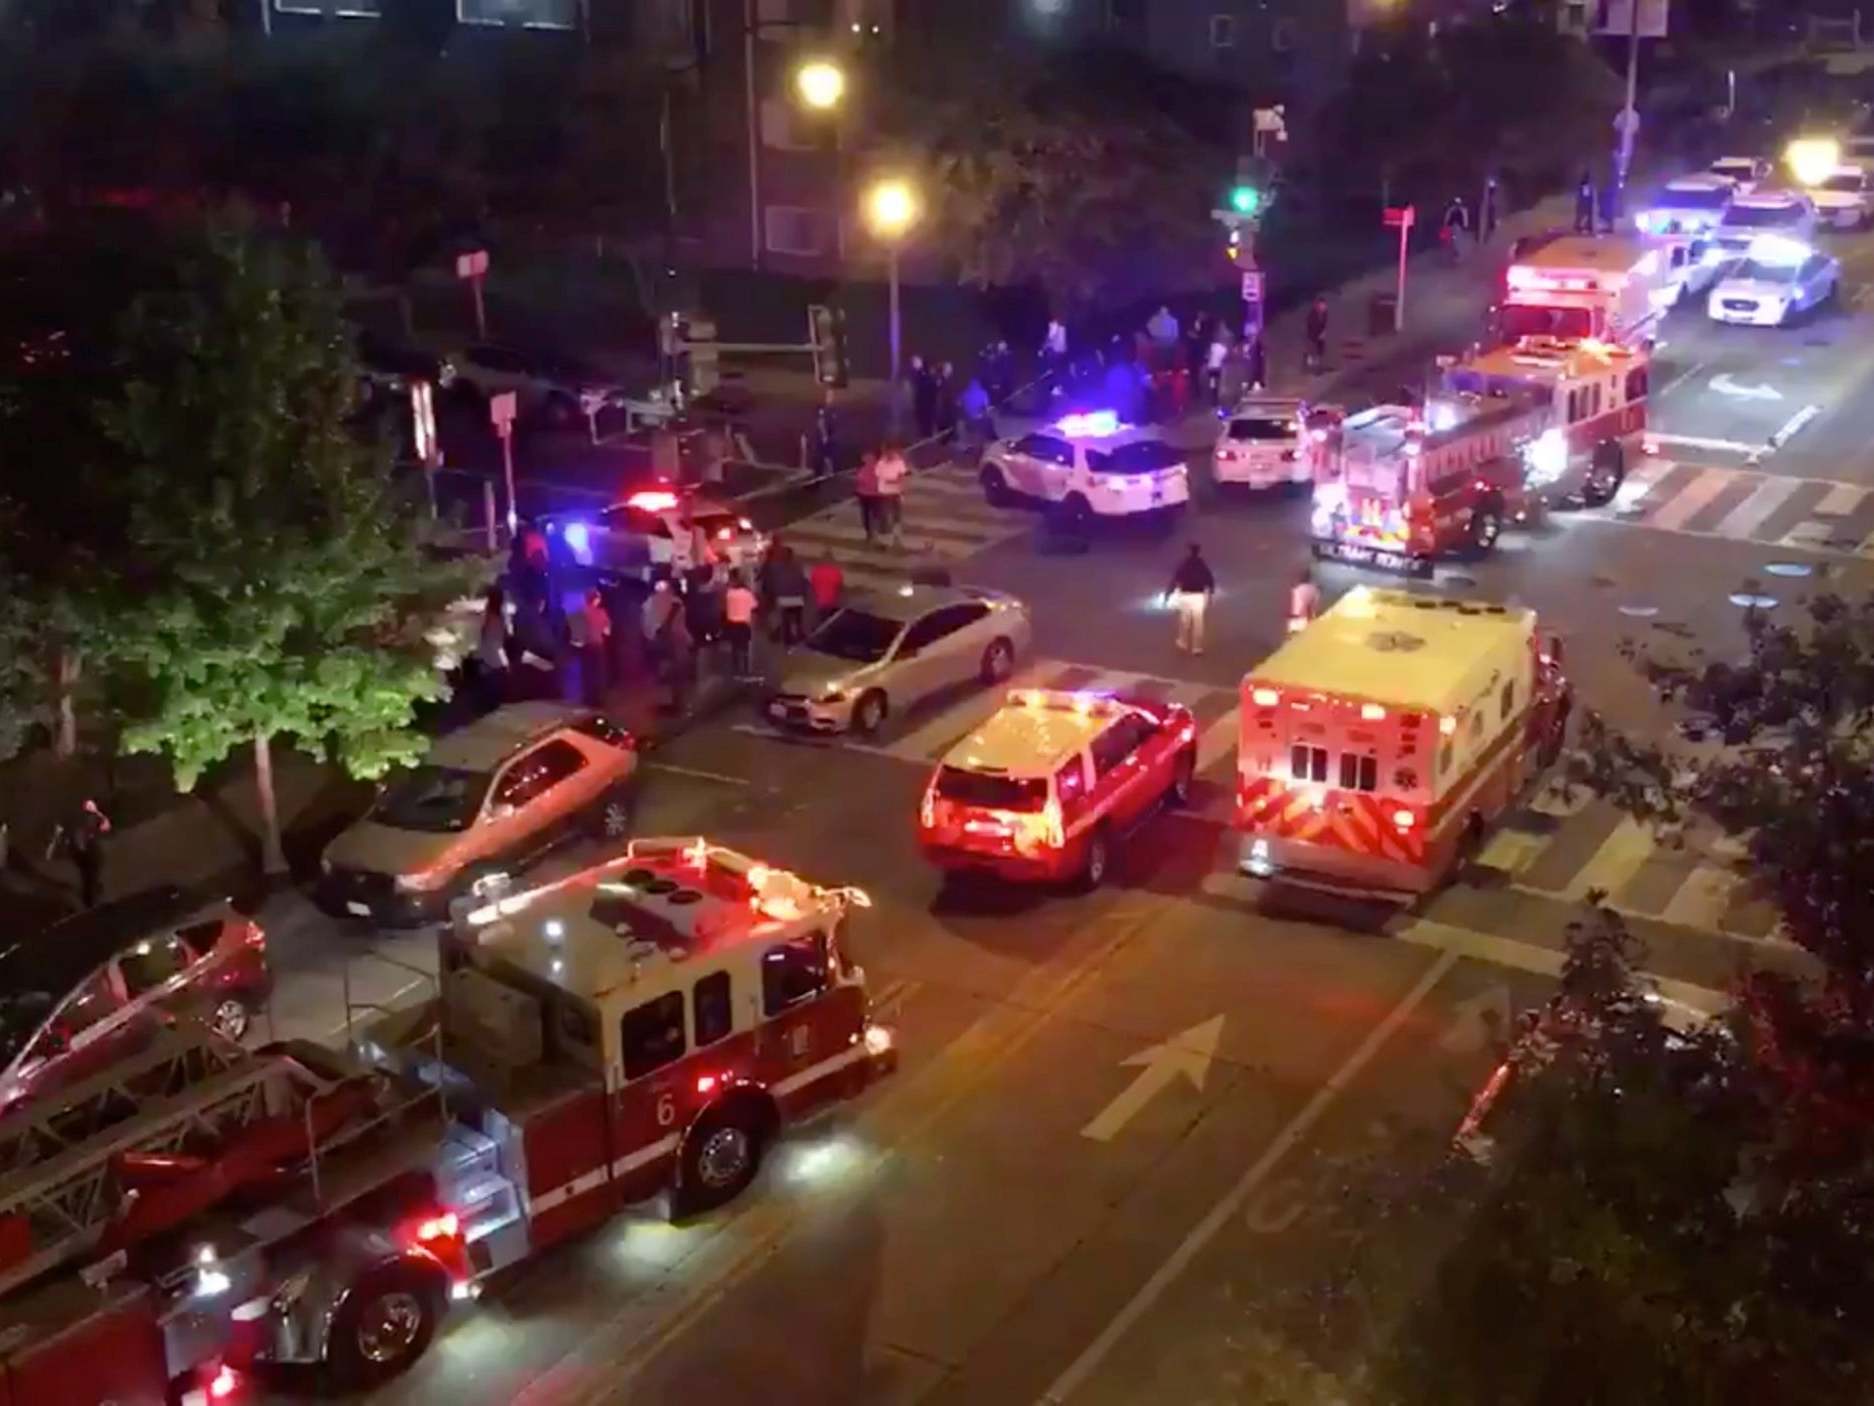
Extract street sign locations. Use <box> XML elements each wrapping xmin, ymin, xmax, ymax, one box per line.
<box><xmin>455</xmin><ymin>250</ymin><xmax>489</xmax><ymax>280</ymax></box>
<box><xmin>1383</xmin><ymin>205</ymin><xmax>1416</xmax><ymax>229</ymax></box>
<box><xmin>1241</xmin><ymin>269</ymin><xmax>1264</xmax><ymax>303</ymax></box>
<box><xmin>410</xmin><ymin>379</ymin><xmax>437</xmax><ymax>465</ymax></box>
<box><xmin>488</xmin><ymin>390</ymin><xmax>517</xmax><ymax>433</ymax></box>
<box><xmin>1593</xmin><ymin>0</ymin><xmax>1666</xmax><ymax>37</ymax></box>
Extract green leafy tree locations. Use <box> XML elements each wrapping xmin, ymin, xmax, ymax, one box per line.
<box><xmin>1264</xmin><ymin>910</ymin><xmax>1874</xmax><ymax>1405</ymax></box>
<box><xmin>99</xmin><ymin>223</ymin><xmax>475</xmax><ymax>873</ymax></box>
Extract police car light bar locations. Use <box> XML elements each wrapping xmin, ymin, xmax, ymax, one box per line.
<box><xmin>627</xmin><ymin>489</ymin><xmax>681</xmax><ymax>512</ymax></box>
<box><xmin>1054</xmin><ymin>410</ymin><xmax>1122</xmax><ymax>438</ymax></box>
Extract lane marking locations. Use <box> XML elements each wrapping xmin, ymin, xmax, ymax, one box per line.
<box><xmin>644</xmin><ymin>761</ymin><xmax>752</xmax><ymax>786</ymax></box>
<box><xmin>1653</xmin><ymin>359</ymin><xmax>1707</xmax><ymax>401</ymax></box>
<box><xmin>1647</xmin><ymin>432</ymin><xmax>1760</xmax><ymax>456</ymax></box>
<box><xmin>1810</xmin><ymin>482</ymin><xmax>1868</xmax><ymax>517</ymax></box>
<box><xmin>1195</xmin><ymin>710</ymin><xmax>1238</xmax><ymax>774</ymax></box>
<box><xmin>1036</xmin><ymin>948</ymin><xmax>1462</xmax><ymax>1405</ymax></box>
<box><xmin>1558</xmin><ymin>815</ymin><xmax>1653</xmax><ymax>904</ymax></box>
<box><xmin>1767</xmin><ymin>402</ymin><xmax>1822</xmax><ymax>449</ymax></box>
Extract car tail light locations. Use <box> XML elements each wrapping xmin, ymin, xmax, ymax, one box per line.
<box><xmin>242</xmin><ymin>921</ymin><xmax>265</xmax><ymax>950</ymax></box>
<box><xmin>415</xmin><ymin>1211</ymin><xmax>460</xmax><ymax>1243</ymax></box>
<box><xmin>1393</xmin><ymin>809</ymin><xmax>1416</xmax><ymax>830</ymax></box>
<box><xmin>1041</xmin><ymin>796</ymin><xmax>1065</xmax><ymax>850</ymax></box>
<box><xmin>919</xmin><ymin>786</ymin><xmax>936</xmax><ymax>829</ymax></box>
<box><xmin>208</xmin><ymin>1364</ymin><xmax>240</xmax><ymax>1401</ymax></box>
<box><xmin>1252</xmin><ymin>688</ymin><xmax>1280</xmax><ymax>707</ymax></box>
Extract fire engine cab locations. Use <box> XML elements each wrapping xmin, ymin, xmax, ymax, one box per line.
<box><xmin>1237</xmin><ymin>588</ymin><xmax>1571</xmax><ymax>897</ymax></box>
<box><xmin>1442</xmin><ymin>336</ymin><xmax>1648</xmax><ymax>508</ymax></box>
<box><xmin>1497</xmin><ymin>234</ymin><xmax>1674</xmax><ymax>348</ymax></box>
<box><xmin>0</xmin><ymin>838</ymin><xmax>892</xmax><ymax>1403</ymax></box>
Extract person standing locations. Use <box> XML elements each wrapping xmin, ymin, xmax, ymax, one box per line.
<box><xmin>811</xmin><ymin>398</ymin><xmax>839</xmax><ymax>483</ymax></box>
<box><xmin>1304</xmin><ymin>297</ymin><xmax>1329</xmax><ymax>374</ymax></box>
<box><xmin>473</xmin><ymin>584</ymin><xmax>509</xmax><ymax>713</ymax></box>
<box><xmin>855</xmin><ymin>450</ymin><xmax>880</xmax><ymax>543</ymax></box>
<box><xmin>1205</xmin><ymin>327</ymin><xmax>1230</xmax><ymax>406</ymax></box>
<box><xmin>1288</xmin><ymin>566</ymin><xmax>1321</xmax><ymax>633</ymax></box>
<box><xmin>912</xmin><ymin>355</ymin><xmax>937</xmax><ymax>440</ymax></box>
<box><xmin>874</xmin><ymin>442</ymin><xmax>909</xmax><ymax>551</ymax></box>
<box><xmin>935</xmin><ymin>362</ymin><xmax>959</xmax><ymax>443</ymax></box>
<box><xmin>958</xmin><ymin>376</ymin><xmax>991</xmax><ymax>450</ymax></box>
<box><xmin>809</xmin><ymin>555</ymin><xmax>844</xmax><ymax>622</ymax></box>
<box><xmin>1042</xmin><ymin>317</ymin><xmax>1068</xmax><ymax>380</ymax></box>
<box><xmin>768</xmin><ymin>543</ymin><xmax>810</xmax><ymax>646</ymax></box>
<box><xmin>723</xmin><ymin>572</ymin><xmax>758</xmax><ymax>678</ymax></box>
<box><xmin>1146</xmin><ymin>304</ymin><xmax>1180</xmax><ymax>347</ymax></box>
<box><xmin>889</xmin><ymin>364</ymin><xmax>916</xmax><ymax>441</ymax></box>
<box><xmin>1481</xmin><ymin>176</ymin><xmax>1500</xmax><ymax>243</ymax></box>
<box><xmin>1162</xmin><ymin>543</ymin><xmax>1216</xmax><ymax>656</ymax></box>
<box><xmin>62</xmin><ymin>798</ymin><xmax>111</xmax><ymax>909</ymax></box>
<box><xmin>664</xmin><ymin>607</ymin><xmax>695</xmax><ymax>714</ymax></box>
<box><xmin>1574</xmin><ymin>169</ymin><xmax>1596</xmax><ymax>234</ymax></box>
<box><xmin>580</xmin><ymin>588</ymin><xmax>612</xmax><ymax>704</ymax></box>
<box><xmin>641</xmin><ymin>579</ymin><xmax>679</xmax><ymax>678</ymax></box>
<box><xmin>1246</xmin><ymin>331</ymin><xmax>1268</xmax><ymax>392</ymax></box>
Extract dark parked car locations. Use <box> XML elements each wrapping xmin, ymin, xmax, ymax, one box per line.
<box><xmin>0</xmin><ymin>888</ymin><xmax>272</xmax><ymax>1118</ymax></box>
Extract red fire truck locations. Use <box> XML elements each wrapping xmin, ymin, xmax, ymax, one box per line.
<box><xmin>1237</xmin><ymin>588</ymin><xmax>1571</xmax><ymax>897</ymax></box>
<box><xmin>0</xmin><ymin>838</ymin><xmax>893</xmax><ymax>1404</ymax></box>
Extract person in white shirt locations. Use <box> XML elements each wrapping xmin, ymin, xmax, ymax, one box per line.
<box><xmin>1287</xmin><ymin>567</ymin><xmax>1321</xmax><ymax>632</ymax></box>
<box><xmin>873</xmin><ymin>445</ymin><xmax>909</xmax><ymax>551</ymax></box>
<box><xmin>1204</xmin><ymin>332</ymin><xmax>1229</xmax><ymax>405</ymax></box>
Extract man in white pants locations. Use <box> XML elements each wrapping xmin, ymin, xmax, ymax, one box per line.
<box><xmin>1163</xmin><ymin>543</ymin><xmax>1216</xmax><ymax>655</ymax></box>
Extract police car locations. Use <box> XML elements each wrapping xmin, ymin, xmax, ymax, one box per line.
<box><xmin>1211</xmin><ymin>396</ymin><xmax>1307</xmax><ymax>491</ymax></box>
<box><xmin>978</xmin><ymin>412</ymin><xmax>1190</xmax><ymax>523</ymax></box>
<box><xmin>1811</xmin><ymin>165</ymin><xmax>1873</xmax><ymax>230</ymax></box>
<box><xmin>1706</xmin><ymin>235</ymin><xmax>1840</xmax><ymax>326</ymax></box>
<box><xmin>1635</xmin><ymin>173</ymin><xmax>1734</xmax><ymax>235</ymax></box>
<box><xmin>1709</xmin><ymin>188</ymin><xmax>1818</xmax><ymax>261</ymax></box>
<box><xmin>541</xmin><ymin>487</ymin><xmax>766</xmax><ymax>583</ymax></box>
<box><xmin>1707</xmin><ymin>155</ymin><xmax>1774</xmax><ymax>194</ymax></box>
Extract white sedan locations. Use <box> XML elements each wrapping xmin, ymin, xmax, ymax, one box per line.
<box><xmin>1706</xmin><ymin>241</ymin><xmax>1840</xmax><ymax>327</ymax></box>
<box><xmin>979</xmin><ymin>412</ymin><xmax>1189</xmax><ymax>523</ymax></box>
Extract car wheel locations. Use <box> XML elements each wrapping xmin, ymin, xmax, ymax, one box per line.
<box><xmin>210</xmin><ymin>996</ymin><xmax>251</xmax><ymax>1043</ymax></box>
<box><xmin>979</xmin><ymin>637</ymin><xmax>1015</xmax><ymax>686</ymax></box>
<box><xmin>852</xmin><ymin>689</ymin><xmax>888</xmax><ymax>736</ymax></box>
<box><xmin>1074</xmin><ymin>825</ymin><xmax>1111</xmax><ymax>892</ymax></box>
<box><xmin>589</xmin><ymin>784</ymin><xmax>636</xmax><ymax>841</ymax></box>
<box><xmin>1166</xmin><ymin>748</ymin><xmax>1197</xmax><ymax>808</ymax></box>
<box><xmin>981</xmin><ymin>466</ymin><xmax>1014</xmax><ymax>507</ymax></box>
<box><xmin>1470</xmin><ymin>502</ymin><xmax>1502</xmax><ymax>556</ymax></box>
<box><xmin>1059</xmin><ymin>493</ymin><xmax>1093</xmax><ymax>531</ymax></box>
<box><xmin>1581</xmin><ymin>445</ymin><xmax>1624</xmax><ymax>508</ymax></box>
<box><xmin>327</xmin><ymin>1264</ymin><xmax>444</xmax><ymax>1389</ymax></box>
<box><xmin>675</xmin><ymin>1106</ymin><xmax>766</xmax><ymax>1216</ymax></box>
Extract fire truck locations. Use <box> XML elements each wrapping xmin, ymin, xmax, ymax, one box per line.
<box><xmin>1497</xmin><ymin>234</ymin><xmax>1675</xmax><ymax>348</ymax></box>
<box><xmin>1236</xmin><ymin>588</ymin><xmax>1571</xmax><ymax>897</ymax></box>
<box><xmin>0</xmin><ymin>838</ymin><xmax>893</xmax><ymax>1403</ymax></box>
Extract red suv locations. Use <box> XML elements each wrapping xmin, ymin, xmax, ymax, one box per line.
<box><xmin>0</xmin><ymin>888</ymin><xmax>271</xmax><ymax>1118</ymax></box>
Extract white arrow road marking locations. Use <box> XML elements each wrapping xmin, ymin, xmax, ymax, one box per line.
<box><xmin>1079</xmin><ymin>1014</ymin><xmax>1225</xmax><ymax>1142</ymax></box>
<box><xmin>1708</xmin><ymin>373</ymin><xmax>1784</xmax><ymax>402</ymax></box>
<box><xmin>1437</xmin><ymin>983</ymin><xmax>1512</xmax><ymax>1055</ymax></box>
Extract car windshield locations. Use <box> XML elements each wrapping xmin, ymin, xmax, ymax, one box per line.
<box><xmin>1711</xmin><ymin>162</ymin><xmax>1758</xmax><ymax>180</ymax></box>
<box><xmin>1824</xmin><ymin>174</ymin><xmax>1865</xmax><ymax>193</ymax></box>
<box><xmin>1228</xmin><ymin>418</ymin><xmax>1293</xmax><ymax>441</ymax></box>
<box><xmin>1734</xmin><ymin>260</ymin><xmax>1800</xmax><ymax>285</ymax></box>
<box><xmin>1499</xmin><ymin>303</ymin><xmax>1595</xmax><ymax>340</ymax></box>
<box><xmin>806</xmin><ymin>609</ymin><xmax>902</xmax><ymax>664</ymax></box>
<box><xmin>1087</xmin><ymin>440</ymin><xmax>1184</xmax><ymax>475</ymax></box>
<box><xmin>371</xmin><ymin>765</ymin><xmax>491</xmax><ymax>833</ymax></box>
<box><xmin>0</xmin><ymin>991</ymin><xmax>55</xmax><ymax>1067</ymax></box>
<box><xmin>1723</xmin><ymin>203</ymin><xmax>1801</xmax><ymax>228</ymax></box>
<box><xmin>1661</xmin><ymin>186</ymin><xmax>1730</xmax><ymax>210</ymax></box>
<box><xmin>935</xmin><ymin>767</ymin><xmax>1047</xmax><ymax>812</ymax></box>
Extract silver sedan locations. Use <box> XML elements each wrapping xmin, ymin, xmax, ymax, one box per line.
<box><xmin>766</xmin><ymin>585</ymin><xmax>1032</xmax><ymax>735</ymax></box>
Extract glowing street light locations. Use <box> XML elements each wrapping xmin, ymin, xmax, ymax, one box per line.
<box><xmin>864</xmin><ymin>178</ymin><xmax>920</xmax><ymax>383</ymax></box>
<box><xmin>795</xmin><ymin>59</ymin><xmax>847</xmax><ymax>111</ymax></box>
<box><xmin>1786</xmin><ymin>137</ymin><xmax>1841</xmax><ymax>189</ymax></box>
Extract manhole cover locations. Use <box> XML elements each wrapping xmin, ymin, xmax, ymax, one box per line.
<box><xmin>1617</xmin><ymin>604</ymin><xmax>1659</xmax><ymax>618</ymax></box>
<box><xmin>1763</xmin><ymin>561</ymin><xmax>1811</xmax><ymax>578</ymax></box>
<box><xmin>1729</xmin><ymin>593</ymin><xmax>1778</xmax><ymax>609</ymax></box>
<box><xmin>1366</xmin><ymin>630</ymin><xmax>1427</xmax><ymax>653</ymax></box>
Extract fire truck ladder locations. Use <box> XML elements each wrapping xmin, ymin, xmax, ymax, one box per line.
<box><xmin>0</xmin><ymin>1033</ymin><xmax>344</xmax><ymax>1298</ymax></box>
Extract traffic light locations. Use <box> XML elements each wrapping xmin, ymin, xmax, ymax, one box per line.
<box><xmin>1225</xmin><ymin>226</ymin><xmax>1243</xmax><ymax>262</ymax></box>
<box><xmin>1229</xmin><ymin>185</ymin><xmax>1261</xmax><ymax>217</ymax></box>
<box><xmin>809</xmin><ymin>304</ymin><xmax>849</xmax><ymax>389</ymax></box>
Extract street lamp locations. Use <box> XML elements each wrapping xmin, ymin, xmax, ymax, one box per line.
<box><xmin>795</xmin><ymin>59</ymin><xmax>847</xmax><ymax>111</ymax></box>
<box><xmin>864</xmin><ymin>178</ymin><xmax>920</xmax><ymax>384</ymax></box>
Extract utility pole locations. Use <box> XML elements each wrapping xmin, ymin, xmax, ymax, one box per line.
<box><xmin>744</xmin><ymin>0</ymin><xmax>762</xmax><ymax>270</ymax></box>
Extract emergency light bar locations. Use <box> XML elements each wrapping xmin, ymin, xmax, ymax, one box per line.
<box><xmin>1054</xmin><ymin>410</ymin><xmax>1122</xmax><ymax>438</ymax></box>
<box><xmin>1009</xmin><ymin>687</ymin><xmax>1127</xmax><ymax>718</ymax></box>
<box><xmin>626</xmin><ymin>489</ymin><xmax>681</xmax><ymax>512</ymax></box>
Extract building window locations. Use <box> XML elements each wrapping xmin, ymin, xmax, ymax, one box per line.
<box><xmin>456</xmin><ymin>0</ymin><xmax>578</xmax><ymax>29</ymax></box>
<box><xmin>764</xmin><ymin>206</ymin><xmax>833</xmax><ymax>257</ymax></box>
<box><xmin>1210</xmin><ymin>14</ymin><xmax>1236</xmax><ymax>49</ymax></box>
<box><xmin>1271</xmin><ymin>17</ymin><xmax>1297</xmax><ymax>52</ymax></box>
<box><xmin>274</xmin><ymin>0</ymin><xmax>381</xmax><ymax>15</ymax></box>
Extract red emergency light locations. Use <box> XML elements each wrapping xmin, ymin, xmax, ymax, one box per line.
<box><xmin>626</xmin><ymin>489</ymin><xmax>681</xmax><ymax>513</ymax></box>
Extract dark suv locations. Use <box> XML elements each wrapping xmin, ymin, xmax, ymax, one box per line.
<box><xmin>0</xmin><ymin>888</ymin><xmax>273</xmax><ymax>1118</ymax></box>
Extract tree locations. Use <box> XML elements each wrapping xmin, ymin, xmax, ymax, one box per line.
<box><xmin>98</xmin><ymin>223</ymin><xmax>474</xmax><ymax>874</ymax></box>
<box><xmin>870</xmin><ymin>46</ymin><xmax>1228</xmax><ymax>315</ymax></box>
<box><xmin>1261</xmin><ymin>910</ymin><xmax>1874</xmax><ymax>1405</ymax></box>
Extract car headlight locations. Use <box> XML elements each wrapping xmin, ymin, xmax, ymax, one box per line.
<box><xmin>394</xmin><ymin>868</ymin><xmax>452</xmax><ymax>894</ymax></box>
<box><xmin>820</xmin><ymin>685</ymin><xmax>848</xmax><ymax>702</ymax></box>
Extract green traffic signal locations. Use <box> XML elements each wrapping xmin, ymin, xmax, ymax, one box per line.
<box><xmin>1230</xmin><ymin>185</ymin><xmax>1261</xmax><ymax>216</ymax></box>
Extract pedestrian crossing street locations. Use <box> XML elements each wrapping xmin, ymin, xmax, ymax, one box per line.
<box><xmin>779</xmin><ymin>462</ymin><xmax>1025</xmax><ymax>595</ymax></box>
<box><xmin>1582</xmin><ymin>456</ymin><xmax>1874</xmax><ymax>558</ymax></box>
<box><xmin>733</xmin><ymin>653</ymin><xmax>1781</xmax><ymax>944</ymax></box>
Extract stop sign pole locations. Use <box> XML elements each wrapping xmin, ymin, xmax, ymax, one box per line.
<box><xmin>489</xmin><ymin>390</ymin><xmax>518</xmax><ymax>545</ymax></box>
<box><xmin>1383</xmin><ymin>205</ymin><xmax>1416</xmax><ymax>334</ymax></box>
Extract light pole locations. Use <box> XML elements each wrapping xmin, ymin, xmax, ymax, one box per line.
<box><xmin>864</xmin><ymin>178</ymin><xmax>919</xmax><ymax>384</ymax></box>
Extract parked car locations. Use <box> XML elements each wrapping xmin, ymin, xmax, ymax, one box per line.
<box><xmin>768</xmin><ymin>584</ymin><xmax>1031</xmax><ymax>735</ymax></box>
<box><xmin>1211</xmin><ymin>396</ymin><xmax>1308</xmax><ymax>491</ymax></box>
<box><xmin>1811</xmin><ymin>164</ymin><xmax>1873</xmax><ymax>230</ymax></box>
<box><xmin>452</xmin><ymin>344</ymin><xmax>626</xmax><ymax>427</ymax></box>
<box><xmin>1707</xmin><ymin>237</ymin><xmax>1840</xmax><ymax>326</ymax></box>
<box><xmin>318</xmin><ymin>703</ymin><xmax>640</xmax><ymax>926</ymax></box>
<box><xmin>540</xmin><ymin>487</ymin><xmax>765</xmax><ymax>584</ymax></box>
<box><xmin>0</xmin><ymin>888</ymin><xmax>272</xmax><ymax>1117</ymax></box>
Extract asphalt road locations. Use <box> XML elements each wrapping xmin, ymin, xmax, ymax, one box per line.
<box><xmin>246</xmin><ymin>221</ymin><xmax>1874</xmax><ymax>1405</ymax></box>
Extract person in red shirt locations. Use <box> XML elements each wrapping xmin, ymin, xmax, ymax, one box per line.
<box><xmin>809</xmin><ymin>557</ymin><xmax>844</xmax><ymax>621</ymax></box>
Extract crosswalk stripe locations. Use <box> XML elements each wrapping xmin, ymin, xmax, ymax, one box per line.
<box><xmin>884</xmin><ymin>661</ymin><xmax>1053</xmax><ymax>763</ymax></box>
<box><xmin>1558</xmin><ymin>815</ymin><xmax>1654</xmax><ymax>903</ymax></box>
<box><xmin>1643</xmin><ymin>467</ymin><xmax>1736</xmax><ymax>532</ymax></box>
<box><xmin>1810</xmin><ymin>482</ymin><xmax>1867</xmax><ymax>517</ymax></box>
<box><xmin>1710</xmin><ymin>474</ymin><xmax>1804</xmax><ymax>539</ymax></box>
<box><xmin>1660</xmin><ymin>861</ymin><xmax>1744</xmax><ymax>931</ymax></box>
<box><xmin>1607</xmin><ymin>456</ymin><xmax>1677</xmax><ymax>513</ymax></box>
